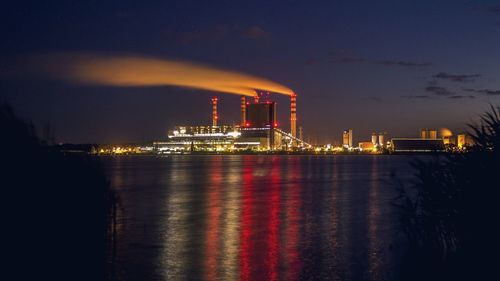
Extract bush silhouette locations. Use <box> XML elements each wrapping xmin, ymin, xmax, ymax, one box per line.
<box><xmin>1</xmin><ymin>103</ymin><xmax>116</xmax><ymax>281</ymax></box>
<box><xmin>395</xmin><ymin>105</ymin><xmax>500</xmax><ymax>280</ymax></box>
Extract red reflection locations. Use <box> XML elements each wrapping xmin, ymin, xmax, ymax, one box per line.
<box><xmin>239</xmin><ymin>157</ymin><xmax>254</xmax><ymax>281</ymax></box>
<box><xmin>266</xmin><ymin>158</ymin><xmax>281</xmax><ymax>281</ymax></box>
<box><xmin>283</xmin><ymin>158</ymin><xmax>302</xmax><ymax>280</ymax></box>
<box><xmin>205</xmin><ymin>157</ymin><xmax>222</xmax><ymax>280</ymax></box>
<box><xmin>239</xmin><ymin>157</ymin><xmax>298</xmax><ymax>280</ymax></box>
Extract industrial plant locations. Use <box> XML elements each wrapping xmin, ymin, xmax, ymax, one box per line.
<box><xmin>36</xmin><ymin>53</ymin><xmax>475</xmax><ymax>155</ymax></box>
<box><xmin>95</xmin><ymin>93</ymin><xmax>474</xmax><ymax>154</ymax></box>
<box><xmin>153</xmin><ymin>92</ymin><xmax>311</xmax><ymax>153</ymax></box>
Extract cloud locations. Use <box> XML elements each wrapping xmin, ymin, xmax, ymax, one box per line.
<box><xmin>373</xmin><ymin>60</ymin><xmax>432</xmax><ymax>67</ymax></box>
<box><xmin>425</xmin><ymin>86</ymin><xmax>455</xmax><ymax>96</ymax></box>
<box><xmin>433</xmin><ymin>72</ymin><xmax>481</xmax><ymax>82</ymax></box>
<box><xmin>317</xmin><ymin>50</ymin><xmax>432</xmax><ymax>68</ymax></box>
<box><xmin>164</xmin><ymin>25</ymin><xmax>270</xmax><ymax>44</ymax></box>
<box><xmin>328</xmin><ymin>55</ymin><xmax>431</xmax><ymax>67</ymax></box>
<box><xmin>448</xmin><ymin>95</ymin><xmax>475</xmax><ymax>99</ymax></box>
<box><xmin>329</xmin><ymin>57</ymin><xmax>367</xmax><ymax>64</ymax></box>
<box><xmin>464</xmin><ymin>88</ymin><xmax>500</xmax><ymax>95</ymax></box>
<box><xmin>427</xmin><ymin>80</ymin><xmax>438</xmax><ymax>86</ymax></box>
<box><xmin>401</xmin><ymin>95</ymin><xmax>431</xmax><ymax>99</ymax></box>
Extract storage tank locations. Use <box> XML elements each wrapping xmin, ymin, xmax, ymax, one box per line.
<box><xmin>371</xmin><ymin>133</ymin><xmax>378</xmax><ymax>146</ymax></box>
<box><xmin>378</xmin><ymin>133</ymin><xmax>385</xmax><ymax>148</ymax></box>
<box><xmin>429</xmin><ymin>130</ymin><xmax>437</xmax><ymax>139</ymax></box>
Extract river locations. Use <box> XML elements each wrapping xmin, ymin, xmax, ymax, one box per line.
<box><xmin>102</xmin><ymin>155</ymin><xmax>418</xmax><ymax>281</ymax></box>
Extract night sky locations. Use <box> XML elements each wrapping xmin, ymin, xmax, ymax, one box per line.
<box><xmin>1</xmin><ymin>0</ymin><xmax>500</xmax><ymax>144</ymax></box>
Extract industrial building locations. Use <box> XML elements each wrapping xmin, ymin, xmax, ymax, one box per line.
<box><xmin>391</xmin><ymin>138</ymin><xmax>445</xmax><ymax>153</ymax></box>
<box><xmin>371</xmin><ymin>132</ymin><xmax>387</xmax><ymax>149</ymax></box>
<box><xmin>358</xmin><ymin>142</ymin><xmax>375</xmax><ymax>151</ymax></box>
<box><xmin>342</xmin><ymin>129</ymin><xmax>353</xmax><ymax>148</ymax></box>
<box><xmin>237</xmin><ymin>101</ymin><xmax>277</xmax><ymax>150</ymax></box>
<box><xmin>154</xmin><ymin>125</ymin><xmax>240</xmax><ymax>152</ymax></box>
<box><xmin>457</xmin><ymin>133</ymin><xmax>474</xmax><ymax>149</ymax></box>
<box><xmin>421</xmin><ymin>128</ymin><xmax>438</xmax><ymax>139</ymax></box>
<box><xmin>154</xmin><ymin>94</ymin><xmax>310</xmax><ymax>152</ymax></box>
<box><xmin>236</xmin><ymin>99</ymin><xmax>307</xmax><ymax>150</ymax></box>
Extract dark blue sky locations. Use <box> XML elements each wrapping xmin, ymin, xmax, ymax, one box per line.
<box><xmin>1</xmin><ymin>0</ymin><xmax>500</xmax><ymax>144</ymax></box>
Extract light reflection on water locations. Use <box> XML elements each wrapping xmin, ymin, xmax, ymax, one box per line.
<box><xmin>102</xmin><ymin>155</ymin><xmax>415</xmax><ymax>281</ymax></box>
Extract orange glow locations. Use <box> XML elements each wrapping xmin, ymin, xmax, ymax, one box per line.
<box><xmin>40</xmin><ymin>53</ymin><xmax>294</xmax><ymax>97</ymax></box>
<box><xmin>440</xmin><ymin>128</ymin><xmax>453</xmax><ymax>138</ymax></box>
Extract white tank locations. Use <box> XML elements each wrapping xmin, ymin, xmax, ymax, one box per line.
<box><xmin>378</xmin><ymin>134</ymin><xmax>385</xmax><ymax>148</ymax></box>
<box><xmin>371</xmin><ymin>133</ymin><xmax>378</xmax><ymax>145</ymax></box>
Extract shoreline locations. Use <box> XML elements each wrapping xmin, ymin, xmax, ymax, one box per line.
<box><xmin>95</xmin><ymin>152</ymin><xmax>447</xmax><ymax>156</ymax></box>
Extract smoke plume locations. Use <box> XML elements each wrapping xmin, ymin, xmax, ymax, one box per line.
<box><xmin>37</xmin><ymin>53</ymin><xmax>294</xmax><ymax>97</ymax></box>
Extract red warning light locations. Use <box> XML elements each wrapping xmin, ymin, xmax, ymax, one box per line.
<box><xmin>274</xmin><ymin>123</ymin><xmax>278</xmax><ymax>127</ymax></box>
<box><xmin>245</xmin><ymin>122</ymin><xmax>250</xmax><ymax>127</ymax></box>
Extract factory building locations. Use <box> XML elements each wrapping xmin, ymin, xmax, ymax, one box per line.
<box><xmin>391</xmin><ymin>138</ymin><xmax>445</xmax><ymax>153</ymax></box>
<box><xmin>154</xmin><ymin>95</ymin><xmax>309</xmax><ymax>153</ymax></box>
<box><xmin>421</xmin><ymin>128</ymin><xmax>438</xmax><ymax>139</ymax></box>
<box><xmin>343</xmin><ymin>129</ymin><xmax>353</xmax><ymax>148</ymax></box>
<box><xmin>237</xmin><ymin>101</ymin><xmax>279</xmax><ymax>150</ymax></box>
<box><xmin>359</xmin><ymin>142</ymin><xmax>375</xmax><ymax>151</ymax></box>
<box><xmin>443</xmin><ymin>135</ymin><xmax>455</xmax><ymax>145</ymax></box>
<box><xmin>154</xmin><ymin>125</ymin><xmax>240</xmax><ymax>152</ymax></box>
<box><xmin>370</xmin><ymin>132</ymin><xmax>387</xmax><ymax>149</ymax></box>
<box><xmin>457</xmin><ymin>133</ymin><xmax>474</xmax><ymax>149</ymax></box>
<box><xmin>244</xmin><ymin>101</ymin><xmax>277</xmax><ymax>128</ymax></box>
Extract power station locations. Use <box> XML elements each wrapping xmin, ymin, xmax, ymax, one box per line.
<box><xmin>152</xmin><ymin>92</ymin><xmax>466</xmax><ymax>154</ymax></box>
<box><xmin>155</xmin><ymin>92</ymin><xmax>310</xmax><ymax>152</ymax></box>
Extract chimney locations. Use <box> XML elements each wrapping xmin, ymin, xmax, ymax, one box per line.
<box><xmin>290</xmin><ymin>93</ymin><xmax>297</xmax><ymax>138</ymax></box>
<box><xmin>212</xmin><ymin>97</ymin><xmax>218</xmax><ymax>126</ymax></box>
<box><xmin>240</xmin><ymin>96</ymin><xmax>246</xmax><ymax>125</ymax></box>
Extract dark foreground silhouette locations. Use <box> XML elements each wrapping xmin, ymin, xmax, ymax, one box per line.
<box><xmin>1</xmin><ymin>103</ymin><xmax>116</xmax><ymax>281</ymax></box>
<box><xmin>395</xmin><ymin>105</ymin><xmax>500</xmax><ymax>280</ymax></box>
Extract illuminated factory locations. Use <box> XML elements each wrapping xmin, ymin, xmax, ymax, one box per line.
<box><xmin>390</xmin><ymin>128</ymin><xmax>473</xmax><ymax>153</ymax></box>
<box><xmin>154</xmin><ymin>92</ymin><xmax>310</xmax><ymax>153</ymax></box>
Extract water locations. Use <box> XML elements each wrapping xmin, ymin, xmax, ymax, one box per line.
<box><xmin>101</xmin><ymin>155</ymin><xmax>418</xmax><ymax>281</ymax></box>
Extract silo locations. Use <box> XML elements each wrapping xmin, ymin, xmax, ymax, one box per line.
<box><xmin>371</xmin><ymin>133</ymin><xmax>378</xmax><ymax>146</ymax></box>
<box><xmin>378</xmin><ymin>133</ymin><xmax>385</xmax><ymax>148</ymax></box>
<box><xmin>429</xmin><ymin>130</ymin><xmax>437</xmax><ymax>139</ymax></box>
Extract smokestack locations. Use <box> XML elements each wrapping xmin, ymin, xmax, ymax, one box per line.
<box><xmin>290</xmin><ymin>93</ymin><xmax>297</xmax><ymax>138</ymax></box>
<box><xmin>212</xmin><ymin>97</ymin><xmax>218</xmax><ymax>126</ymax></box>
<box><xmin>253</xmin><ymin>95</ymin><xmax>260</xmax><ymax>103</ymax></box>
<box><xmin>240</xmin><ymin>96</ymin><xmax>246</xmax><ymax>125</ymax></box>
